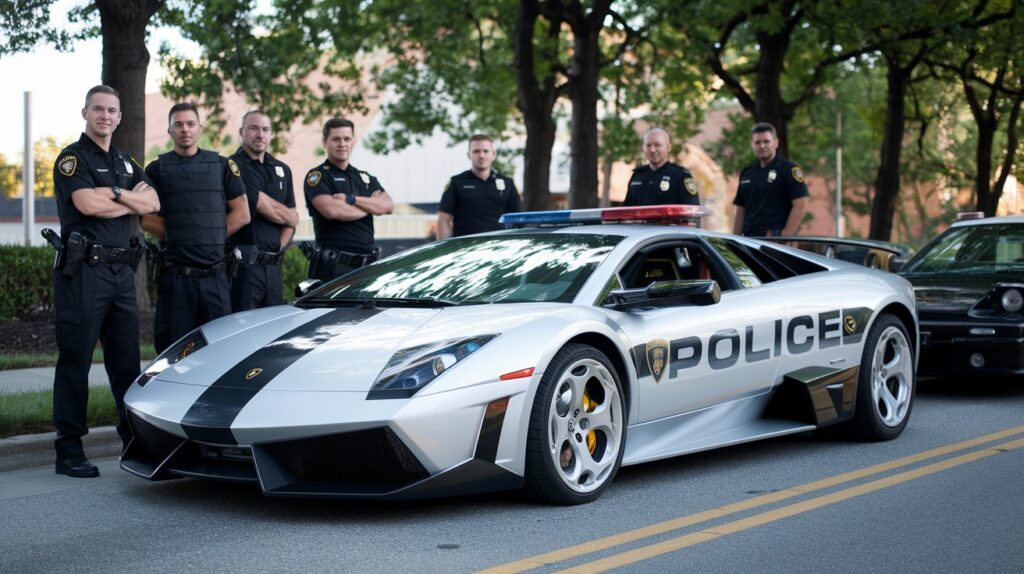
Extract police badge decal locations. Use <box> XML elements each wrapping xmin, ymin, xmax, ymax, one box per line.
<box><xmin>58</xmin><ymin>155</ymin><xmax>77</xmax><ymax>176</ymax></box>
<box><xmin>646</xmin><ymin>338</ymin><xmax>669</xmax><ymax>383</ymax></box>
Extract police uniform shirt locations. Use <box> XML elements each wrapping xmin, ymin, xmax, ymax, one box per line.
<box><xmin>624</xmin><ymin>162</ymin><xmax>700</xmax><ymax>207</ymax></box>
<box><xmin>304</xmin><ymin>161</ymin><xmax>383</xmax><ymax>254</ymax></box>
<box><xmin>228</xmin><ymin>149</ymin><xmax>295</xmax><ymax>252</ymax></box>
<box><xmin>53</xmin><ymin>133</ymin><xmax>152</xmax><ymax>247</ymax></box>
<box><xmin>144</xmin><ymin>151</ymin><xmax>247</xmax><ymax>266</ymax></box>
<box><xmin>733</xmin><ymin>154</ymin><xmax>809</xmax><ymax>236</ymax></box>
<box><xmin>438</xmin><ymin>170</ymin><xmax>521</xmax><ymax>237</ymax></box>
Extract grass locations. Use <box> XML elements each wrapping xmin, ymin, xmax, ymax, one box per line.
<box><xmin>0</xmin><ymin>385</ymin><xmax>120</xmax><ymax>438</ymax></box>
<box><xmin>0</xmin><ymin>344</ymin><xmax>157</xmax><ymax>371</ymax></box>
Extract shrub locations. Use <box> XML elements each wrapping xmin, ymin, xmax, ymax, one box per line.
<box><xmin>283</xmin><ymin>245</ymin><xmax>308</xmax><ymax>303</ymax></box>
<box><xmin>0</xmin><ymin>245</ymin><xmax>53</xmax><ymax>320</ymax></box>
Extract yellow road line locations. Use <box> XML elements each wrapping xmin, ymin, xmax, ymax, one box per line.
<box><xmin>476</xmin><ymin>425</ymin><xmax>1024</xmax><ymax>574</ymax></box>
<box><xmin>558</xmin><ymin>436</ymin><xmax>1024</xmax><ymax>573</ymax></box>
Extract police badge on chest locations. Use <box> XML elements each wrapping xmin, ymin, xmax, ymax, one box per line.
<box><xmin>767</xmin><ymin>170</ymin><xmax>777</xmax><ymax>183</ymax></box>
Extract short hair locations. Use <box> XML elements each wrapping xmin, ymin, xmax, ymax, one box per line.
<box><xmin>168</xmin><ymin>102</ymin><xmax>201</xmax><ymax>125</ymax></box>
<box><xmin>84</xmin><ymin>85</ymin><xmax>119</xmax><ymax>108</ymax></box>
<box><xmin>322</xmin><ymin>117</ymin><xmax>355</xmax><ymax>140</ymax></box>
<box><xmin>643</xmin><ymin>127</ymin><xmax>669</xmax><ymax>143</ymax></box>
<box><xmin>468</xmin><ymin>134</ymin><xmax>493</xmax><ymax>145</ymax></box>
<box><xmin>240</xmin><ymin>110</ymin><xmax>270</xmax><ymax>129</ymax></box>
<box><xmin>751</xmin><ymin>122</ymin><xmax>777</xmax><ymax>138</ymax></box>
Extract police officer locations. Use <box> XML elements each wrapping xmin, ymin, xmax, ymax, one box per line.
<box><xmin>51</xmin><ymin>85</ymin><xmax>160</xmax><ymax>478</ymax></box>
<box><xmin>732</xmin><ymin>122</ymin><xmax>808</xmax><ymax>237</ymax></box>
<box><xmin>624</xmin><ymin>128</ymin><xmax>700</xmax><ymax>207</ymax></box>
<box><xmin>436</xmin><ymin>134</ymin><xmax>521</xmax><ymax>239</ymax></box>
<box><xmin>227</xmin><ymin>110</ymin><xmax>297</xmax><ymax>310</ymax></box>
<box><xmin>304</xmin><ymin>117</ymin><xmax>394</xmax><ymax>282</ymax></box>
<box><xmin>142</xmin><ymin>103</ymin><xmax>249</xmax><ymax>352</ymax></box>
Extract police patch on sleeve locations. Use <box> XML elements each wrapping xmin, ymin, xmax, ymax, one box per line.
<box><xmin>684</xmin><ymin>177</ymin><xmax>698</xmax><ymax>195</ymax></box>
<box><xmin>306</xmin><ymin>170</ymin><xmax>322</xmax><ymax>187</ymax></box>
<box><xmin>58</xmin><ymin>155</ymin><xmax>77</xmax><ymax>177</ymax></box>
<box><xmin>792</xmin><ymin>166</ymin><xmax>805</xmax><ymax>183</ymax></box>
<box><xmin>228</xmin><ymin>158</ymin><xmax>241</xmax><ymax>177</ymax></box>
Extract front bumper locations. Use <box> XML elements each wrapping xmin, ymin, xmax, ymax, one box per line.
<box><xmin>919</xmin><ymin>320</ymin><xmax>1024</xmax><ymax>375</ymax></box>
<box><xmin>121</xmin><ymin>411</ymin><xmax>521</xmax><ymax>499</ymax></box>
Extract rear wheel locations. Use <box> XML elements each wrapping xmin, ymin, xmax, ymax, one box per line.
<box><xmin>525</xmin><ymin>344</ymin><xmax>625</xmax><ymax>505</ymax></box>
<box><xmin>847</xmin><ymin>313</ymin><xmax>915</xmax><ymax>440</ymax></box>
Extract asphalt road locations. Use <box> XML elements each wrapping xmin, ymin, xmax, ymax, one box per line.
<box><xmin>2</xmin><ymin>375</ymin><xmax>1022</xmax><ymax>574</ymax></box>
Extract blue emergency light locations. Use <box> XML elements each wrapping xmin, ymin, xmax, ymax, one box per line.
<box><xmin>500</xmin><ymin>205</ymin><xmax>712</xmax><ymax>228</ymax></box>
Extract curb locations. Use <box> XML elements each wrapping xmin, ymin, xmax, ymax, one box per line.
<box><xmin>0</xmin><ymin>426</ymin><xmax>123</xmax><ymax>473</ymax></box>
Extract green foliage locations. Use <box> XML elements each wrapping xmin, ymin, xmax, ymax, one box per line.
<box><xmin>0</xmin><ymin>136</ymin><xmax>74</xmax><ymax>198</ymax></box>
<box><xmin>282</xmin><ymin>245</ymin><xmax>307</xmax><ymax>303</ymax></box>
<box><xmin>0</xmin><ymin>246</ymin><xmax>52</xmax><ymax>321</ymax></box>
<box><xmin>0</xmin><ymin>386</ymin><xmax>118</xmax><ymax>438</ymax></box>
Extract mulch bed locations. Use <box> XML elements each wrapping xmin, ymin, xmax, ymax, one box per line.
<box><xmin>0</xmin><ymin>310</ymin><xmax>155</xmax><ymax>355</ymax></box>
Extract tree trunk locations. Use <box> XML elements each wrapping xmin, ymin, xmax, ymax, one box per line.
<box><xmin>96</xmin><ymin>0</ymin><xmax>162</xmax><ymax>311</ymax></box>
<box><xmin>515</xmin><ymin>0</ymin><xmax>558</xmax><ymax>211</ymax></box>
<box><xmin>989</xmin><ymin>95</ymin><xmax>1023</xmax><ymax>216</ymax></box>
<box><xmin>567</xmin><ymin>8</ymin><xmax>605</xmax><ymax>209</ymax></box>
<box><xmin>754</xmin><ymin>27</ymin><xmax>792</xmax><ymax>157</ymax></box>
<box><xmin>870</xmin><ymin>54</ymin><xmax>911</xmax><ymax>241</ymax></box>
<box><xmin>974</xmin><ymin>115</ymin><xmax>995</xmax><ymax>216</ymax></box>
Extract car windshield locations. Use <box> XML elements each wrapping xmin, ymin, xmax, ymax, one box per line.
<box><xmin>903</xmin><ymin>223</ymin><xmax>1024</xmax><ymax>274</ymax></box>
<box><xmin>298</xmin><ymin>233</ymin><xmax>622</xmax><ymax>307</ymax></box>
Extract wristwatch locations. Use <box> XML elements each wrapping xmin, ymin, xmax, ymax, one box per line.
<box><xmin>345</xmin><ymin>193</ymin><xmax>357</xmax><ymax>205</ymax></box>
<box><xmin>111</xmin><ymin>186</ymin><xmax>122</xmax><ymax>202</ymax></box>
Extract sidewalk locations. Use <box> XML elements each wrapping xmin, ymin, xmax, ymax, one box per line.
<box><xmin>0</xmin><ymin>363</ymin><xmax>144</xmax><ymax>472</ymax></box>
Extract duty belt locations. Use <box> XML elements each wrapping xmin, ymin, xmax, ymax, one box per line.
<box><xmin>164</xmin><ymin>260</ymin><xmax>227</xmax><ymax>278</ymax></box>
<box><xmin>254</xmin><ymin>251</ymin><xmax>284</xmax><ymax>265</ymax></box>
<box><xmin>319</xmin><ymin>246</ymin><xmax>381</xmax><ymax>268</ymax></box>
<box><xmin>86</xmin><ymin>244</ymin><xmax>144</xmax><ymax>267</ymax></box>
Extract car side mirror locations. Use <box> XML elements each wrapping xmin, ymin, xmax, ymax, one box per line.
<box><xmin>889</xmin><ymin>257</ymin><xmax>908</xmax><ymax>273</ymax></box>
<box><xmin>606</xmin><ymin>279</ymin><xmax>721</xmax><ymax>310</ymax></box>
<box><xmin>294</xmin><ymin>278</ymin><xmax>323</xmax><ymax>298</ymax></box>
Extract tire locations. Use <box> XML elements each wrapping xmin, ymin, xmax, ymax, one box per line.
<box><xmin>846</xmin><ymin>313</ymin><xmax>915</xmax><ymax>441</ymax></box>
<box><xmin>524</xmin><ymin>343</ymin><xmax>626</xmax><ymax>505</ymax></box>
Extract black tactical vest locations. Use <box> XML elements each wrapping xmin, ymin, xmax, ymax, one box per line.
<box><xmin>156</xmin><ymin>150</ymin><xmax>226</xmax><ymax>248</ymax></box>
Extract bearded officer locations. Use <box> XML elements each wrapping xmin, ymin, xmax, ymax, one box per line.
<box><xmin>436</xmin><ymin>134</ymin><xmax>521</xmax><ymax>239</ymax></box>
<box><xmin>732</xmin><ymin>122</ymin><xmax>808</xmax><ymax>237</ymax></box>
<box><xmin>304</xmin><ymin>117</ymin><xmax>394</xmax><ymax>282</ymax></box>
<box><xmin>623</xmin><ymin>128</ymin><xmax>700</xmax><ymax>207</ymax></box>
<box><xmin>142</xmin><ymin>103</ymin><xmax>249</xmax><ymax>352</ymax></box>
<box><xmin>51</xmin><ymin>85</ymin><xmax>160</xmax><ymax>477</ymax></box>
<box><xmin>227</xmin><ymin>110</ymin><xmax>297</xmax><ymax>310</ymax></box>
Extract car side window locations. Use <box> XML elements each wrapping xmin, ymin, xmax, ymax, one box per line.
<box><xmin>705</xmin><ymin>238</ymin><xmax>763</xmax><ymax>288</ymax></box>
<box><xmin>619</xmin><ymin>242</ymin><xmax>736</xmax><ymax>291</ymax></box>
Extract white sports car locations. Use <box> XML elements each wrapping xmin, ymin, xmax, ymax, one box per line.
<box><xmin>121</xmin><ymin>206</ymin><xmax>919</xmax><ymax>504</ymax></box>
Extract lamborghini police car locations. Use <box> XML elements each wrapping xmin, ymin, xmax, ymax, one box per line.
<box><xmin>121</xmin><ymin>206</ymin><xmax>919</xmax><ymax>505</ymax></box>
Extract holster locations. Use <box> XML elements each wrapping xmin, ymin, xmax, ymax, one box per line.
<box><xmin>63</xmin><ymin>231</ymin><xmax>88</xmax><ymax>277</ymax></box>
<box><xmin>145</xmin><ymin>240</ymin><xmax>164</xmax><ymax>284</ymax></box>
<box><xmin>227</xmin><ymin>248</ymin><xmax>242</xmax><ymax>278</ymax></box>
<box><xmin>304</xmin><ymin>243</ymin><xmax>322</xmax><ymax>279</ymax></box>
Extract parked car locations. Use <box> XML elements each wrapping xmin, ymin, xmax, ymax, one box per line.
<box><xmin>121</xmin><ymin>206</ymin><xmax>919</xmax><ymax>504</ymax></box>
<box><xmin>759</xmin><ymin>236</ymin><xmax>913</xmax><ymax>272</ymax></box>
<box><xmin>898</xmin><ymin>216</ymin><xmax>1024</xmax><ymax>376</ymax></box>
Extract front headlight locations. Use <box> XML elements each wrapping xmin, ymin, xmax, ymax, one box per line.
<box><xmin>135</xmin><ymin>328</ymin><xmax>208</xmax><ymax>387</ymax></box>
<box><xmin>368</xmin><ymin>335</ymin><xmax>497</xmax><ymax>399</ymax></box>
<box><xmin>1001</xmin><ymin>288</ymin><xmax>1023</xmax><ymax>313</ymax></box>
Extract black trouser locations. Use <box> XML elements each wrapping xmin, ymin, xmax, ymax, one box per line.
<box><xmin>52</xmin><ymin>263</ymin><xmax>139</xmax><ymax>460</ymax></box>
<box><xmin>310</xmin><ymin>259</ymin><xmax>358</xmax><ymax>283</ymax></box>
<box><xmin>230</xmin><ymin>260</ymin><xmax>283</xmax><ymax>311</ymax></box>
<box><xmin>153</xmin><ymin>266</ymin><xmax>231</xmax><ymax>353</ymax></box>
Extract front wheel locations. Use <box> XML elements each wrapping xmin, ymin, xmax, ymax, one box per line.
<box><xmin>846</xmin><ymin>313</ymin><xmax>915</xmax><ymax>441</ymax></box>
<box><xmin>524</xmin><ymin>344</ymin><xmax>626</xmax><ymax>505</ymax></box>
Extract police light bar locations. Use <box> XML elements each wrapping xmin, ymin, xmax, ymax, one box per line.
<box><xmin>500</xmin><ymin>205</ymin><xmax>712</xmax><ymax>228</ymax></box>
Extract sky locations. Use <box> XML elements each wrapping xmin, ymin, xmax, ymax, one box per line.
<box><xmin>0</xmin><ymin>3</ymin><xmax>203</xmax><ymax>160</ymax></box>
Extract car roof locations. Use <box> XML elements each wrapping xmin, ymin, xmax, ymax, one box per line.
<box><xmin>951</xmin><ymin>215</ymin><xmax>1024</xmax><ymax>228</ymax></box>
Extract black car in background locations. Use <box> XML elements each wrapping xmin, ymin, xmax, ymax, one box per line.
<box><xmin>898</xmin><ymin>216</ymin><xmax>1024</xmax><ymax>376</ymax></box>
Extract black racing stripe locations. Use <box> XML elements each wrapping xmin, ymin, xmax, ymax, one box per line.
<box><xmin>181</xmin><ymin>307</ymin><xmax>381</xmax><ymax>444</ymax></box>
<box><xmin>474</xmin><ymin>397</ymin><xmax>510</xmax><ymax>462</ymax></box>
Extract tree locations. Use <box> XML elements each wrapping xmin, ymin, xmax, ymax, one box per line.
<box><xmin>926</xmin><ymin>9</ymin><xmax>1024</xmax><ymax>216</ymax></box>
